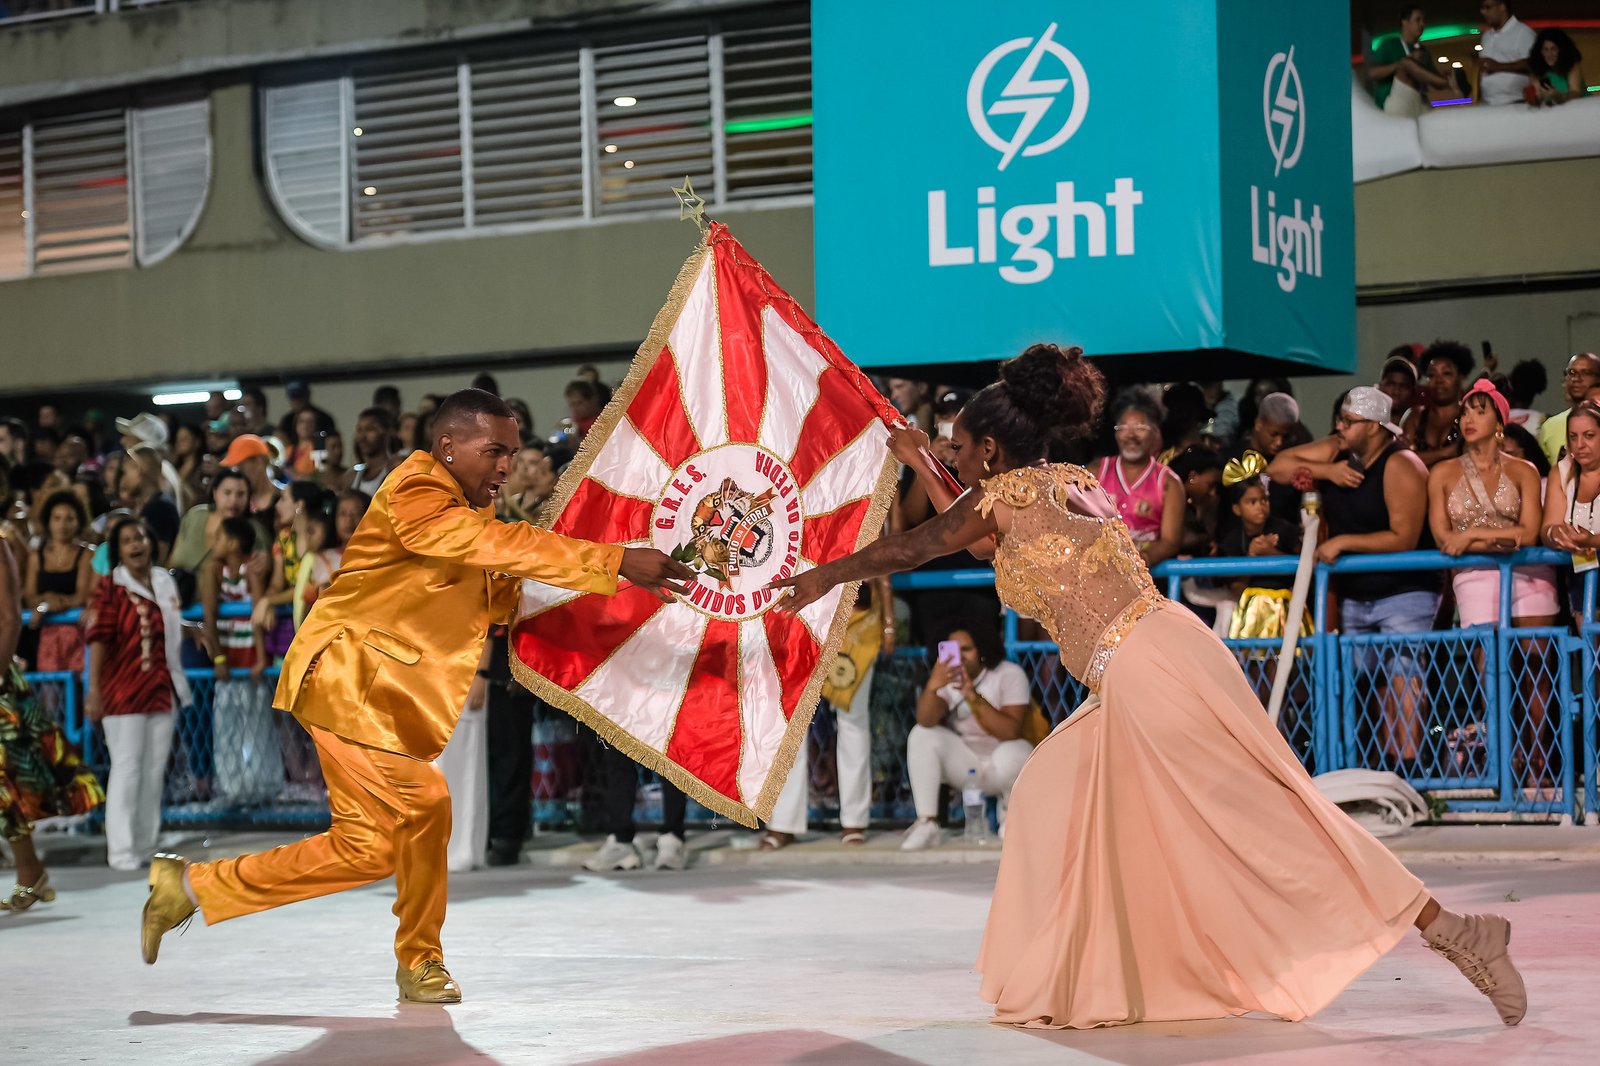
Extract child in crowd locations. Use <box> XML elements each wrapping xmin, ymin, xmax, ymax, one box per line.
<box><xmin>203</xmin><ymin>516</ymin><xmax>267</xmax><ymax>683</ymax></box>
<box><xmin>1218</xmin><ymin>466</ymin><xmax>1304</xmax><ymax>641</ymax></box>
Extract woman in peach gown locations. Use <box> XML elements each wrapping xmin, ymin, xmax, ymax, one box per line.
<box><xmin>772</xmin><ymin>344</ymin><xmax>1526</xmax><ymax>1030</ymax></box>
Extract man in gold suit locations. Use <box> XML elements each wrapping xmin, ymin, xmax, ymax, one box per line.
<box><xmin>140</xmin><ymin>388</ymin><xmax>692</xmax><ymax>1003</ymax></box>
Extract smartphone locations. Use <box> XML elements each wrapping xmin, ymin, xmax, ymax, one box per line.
<box><xmin>937</xmin><ymin>640</ymin><xmax>962</xmax><ymax>668</ymax></box>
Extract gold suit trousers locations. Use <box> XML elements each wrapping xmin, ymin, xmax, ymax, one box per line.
<box><xmin>187</xmin><ymin>722</ymin><xmax>451</xmax><ymax>970</ymax></box>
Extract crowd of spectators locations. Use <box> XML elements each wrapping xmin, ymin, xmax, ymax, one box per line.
<box><xmin>3</xmin><ymin>342</ymin><xmax>1595</xmax><ymax>863</ymax></box>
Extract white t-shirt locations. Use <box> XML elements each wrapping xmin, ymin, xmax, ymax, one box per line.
<box><xmin>936</xmin><ymin>659</ymin><xmax>1032</xmax><ymax>757</ymax></box>
<box><xmin>1480</xmin><ymin>16</ymin><xmax>1536</xmax><ymax>106</ymax></box>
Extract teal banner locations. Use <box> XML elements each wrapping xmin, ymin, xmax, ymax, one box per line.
<box><xmin>812</xmin><ymin>0</ymin><xmax>1354</xmax><ymax>372</ymax></box>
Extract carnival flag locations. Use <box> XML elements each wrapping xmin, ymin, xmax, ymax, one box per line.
<box><xmin>510</xmin><ymin>222</ymin><xmax>901</xmax><ymax>827</ymax></box>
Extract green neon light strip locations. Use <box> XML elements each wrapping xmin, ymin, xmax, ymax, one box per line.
<box><xmin>724</xmin><ymin>113</ymin><xmax>813</xmax><ymax>134</ymax></box>
<box><xmin>1370</xmin><ymin>23</ymin><xmax>1481</xmax><ymax>50</ymax></box>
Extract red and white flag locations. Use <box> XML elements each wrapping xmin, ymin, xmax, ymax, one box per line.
<box><xmin>511</xmin><ymin>222</ymin><xmax>900</xmax><ymax>827</ymax></box>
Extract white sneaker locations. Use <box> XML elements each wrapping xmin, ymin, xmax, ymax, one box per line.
<box><xmin>653</xmin><ymin>833</ymin><xmax>687</xmax><ymax>871</ymax></box>
<box><xmin>900</xmin><ymin>820</ymin><xmax>943</xmax><ymax>851</ymax></box>
<box><xmin>583</xmin><ymin>835</ymin><xmax>641</xmax><ymax>872</ymax></box>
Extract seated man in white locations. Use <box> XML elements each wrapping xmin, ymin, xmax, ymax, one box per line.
<box><xmin>902</xmin><ymin>623</ymin><xmax>1033</xmax><ymax>850</ymax></box>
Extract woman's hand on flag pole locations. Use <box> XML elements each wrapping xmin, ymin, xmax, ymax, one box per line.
<box><xmin>887</xmin><ymin>423</ymin><xmax>938</xmax><ymax>475</ymax></box>
<box><xmin>619</xmin><ymin>547</ymin><xmax>697</xmax><ymax>603</ymax></box>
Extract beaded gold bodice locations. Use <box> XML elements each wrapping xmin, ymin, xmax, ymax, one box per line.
<box><xmin>978</xmin><ymin>465</ymin><xmax>1164</xmax><ymax>692</ymax></box>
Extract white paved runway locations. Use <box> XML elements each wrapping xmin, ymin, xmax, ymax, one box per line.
<box><xmin>3</xmin><ymin>834</ymin><xmax>1596</xmax><ymax>1065</ymax></box>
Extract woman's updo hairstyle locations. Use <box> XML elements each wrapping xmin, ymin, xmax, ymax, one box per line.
<box><xmin>960</xmin><ymin>343</ymin><xmax>1105</xmax><ymax>462</ymax></box>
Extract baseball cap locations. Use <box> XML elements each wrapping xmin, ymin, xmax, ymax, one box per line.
<box><xmin>1341</xmin><ymin>386</ymin><xmax>1404</xmax><ymax>437</ymax></box>
<box><xmin>116</xmin><ymin>412</ymin><xmax>169</xmax><ymax>447</ymax></box>
<box><xmin>286</xmin><ymin>379</ymin><xmax>310</xmax><ymax>401</ymax></box>
<box><xmin>221</xmin><ymin>434</ymin><xmax>271</xmax><ymax>467</ymax></box>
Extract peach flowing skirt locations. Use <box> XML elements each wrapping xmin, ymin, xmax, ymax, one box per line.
<box><xmin>977</xmin><ymin>603</ymin><xmax>1428</xmax><ymax>1029</ymax></box>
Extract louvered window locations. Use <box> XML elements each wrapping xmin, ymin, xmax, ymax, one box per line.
<box><xmin>0</xmin><ymin>128</ymin><xmax>24</xmax><ymax>279</ymax></box>
<box><xmin>30</xmin><ymin>110</ymin><xmax>133</xmax><ymax>275</ymax></box>
<box><xmin>0</xmin><ymin>99</ymin><xmax>212</xmax><ymax>281</ymax></box>
<box><xmin>131</xmin><ymin>100</ymin><xmax>210</xmax><ymax>265</ymax></box>
<box><xmin>721</xmin><ymin>22</ymin><xmax>812</xmax><ymax>200</ymax></box>
<box><xmin>591</xmin><ymin>35</ymin><xmax>714</xmax><ymax>215</ymax></box>
<box><xmin>259</xmin><ymin>12</ymin><xmax>812</xmax><ymax>247</ymax></box>
<box><xmin>262</xmin><ymin>79</ymin><xmax>347</xmax><ymax>246</ymax></box>
<box><xmin>352</xmin><ymin>65</ymin><xmax>465</xmax><ymax>238</ymax></box>
<box><xmin>470</xmin><ymin>51</ymin><xmax>585</xmax><ymax>225</ymax></box>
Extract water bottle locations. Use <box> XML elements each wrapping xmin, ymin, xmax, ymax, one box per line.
<box><xmin>962</xmin><ymin>768</ymin><xmax>988</xmax><ymax>845</ymax></box>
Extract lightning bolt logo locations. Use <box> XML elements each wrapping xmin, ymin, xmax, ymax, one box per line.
<box><xmin>988</xmin><ymin>23</ymin><xmax>1069</xmax><ymax>171</ymax></box>
<box><xmin>1263</xmin><ymin>46</ymin><xmax>1305</xmax><ymax>176</ymax></box>
<box><xmin>967</xmin><ymin>23</ymin><xmax>1090</xmax><ymax>171</ymax></box>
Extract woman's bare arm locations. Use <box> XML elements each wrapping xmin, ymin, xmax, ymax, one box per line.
<box><xmin>771</xmin><ymin>492</ymin><xmax>998</xmax><ymax>612</ymax></box>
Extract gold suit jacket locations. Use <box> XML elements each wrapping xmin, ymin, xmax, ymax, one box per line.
<box><xmin>275</xmin><ymin>451</ymin><xmax>622</xmax><ymax>760</ymax></box>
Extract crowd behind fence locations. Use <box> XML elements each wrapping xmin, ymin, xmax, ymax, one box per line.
<box><xmin>20</xmin><ymin>547</ymin><xmax>1600</xmax><ymax>836</ymax></box>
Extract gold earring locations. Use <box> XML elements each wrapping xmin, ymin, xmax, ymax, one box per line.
<box><xmin>983</xmin><ymin>458</ymin><xmax>993</xmax><ymax>475</ymax></box>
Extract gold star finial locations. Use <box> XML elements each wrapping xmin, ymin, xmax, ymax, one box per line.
<box><xmin>672</xmin><ymin>177</ymin><xmax>707</xmax><ymax>232</ymax></box>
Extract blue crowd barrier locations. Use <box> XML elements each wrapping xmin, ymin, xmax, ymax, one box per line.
<box><xmin>18</xmin><ymin>551</ymin><xmax>1596</xmax><ymax>833</ymax></box>
<box><xmin>894</xmin><ymin>548</ymin><xmax>1596</xmax><ymax>823</ymax></box>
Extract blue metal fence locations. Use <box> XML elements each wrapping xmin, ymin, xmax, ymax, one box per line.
<box><xmin>20</xmin><ymin>549</ymin><xmax>1597</xmax><ymax>833</ymax></box>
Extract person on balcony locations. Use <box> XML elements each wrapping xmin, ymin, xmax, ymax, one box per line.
<box><xmin>1475</xmin><ymin>0</ymin><xmax>1536</xmax><ymax>106</ymax></box>
<box><xmin>1428</xmin><ymin>380</ymin><xmax>1556</xmax><ymax>786</ymax></box>
<box><xmin>1270</xmin><ymin>387</ymin><xmax>1438</xmax><ymax>773</ymax></box>
<box><xmin>1527</xmin><ymin>28</ymin><xmax>1587</xmax><ymax>106</ymax></box>
<box><xmin>1368</xmin><ymin>6</ymin><xmax>1451</xmax><ymax>117</ymax></box>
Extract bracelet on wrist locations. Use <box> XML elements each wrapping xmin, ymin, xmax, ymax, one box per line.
<box><xmin>212</xmin><ymin>654</ymin><xmax>228</xmax><ymax>666</ymax></box>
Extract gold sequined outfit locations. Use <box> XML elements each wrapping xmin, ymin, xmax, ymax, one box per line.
<box><xmin>978</xmin><ymin>466</ymin><xmax>1164</xmax><ymax>692</ymax></box>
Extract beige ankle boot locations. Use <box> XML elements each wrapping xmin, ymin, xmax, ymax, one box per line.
<box><xmin>1420</xmin><ymin>910</ymin><xmax>1526</xmax><ymax>1026</ymax></box>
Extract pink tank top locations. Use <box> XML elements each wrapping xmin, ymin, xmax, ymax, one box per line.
<box><xmin>1096</xmin><ymin>457</ymin><xmax>1173</xmax><ymax>543</ymax></box>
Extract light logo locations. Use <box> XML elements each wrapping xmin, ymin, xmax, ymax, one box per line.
<box><xmin>967</xmin><ymin>22</ymin><xmax>1089</xmax><ymax>171</ymax></box>
<box><xmin>1262</xmin><ymin>46</ymin><xmax>1304</xmax><ymax>176</ymax></box>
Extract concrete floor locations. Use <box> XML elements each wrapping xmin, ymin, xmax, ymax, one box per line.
<box><xmin>3</xmin><ymin>833</ymin><xmax>1597</xmax><ymax>1065</ymax></box>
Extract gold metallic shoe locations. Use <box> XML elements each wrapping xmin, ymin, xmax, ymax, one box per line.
<box><xmin>4</xmin><ymin>871</ymin><xmax>56</xmax><ymax>912</ymax></box>
<box><xmin>1421</xmin><ymin>910</ymin><xmax>1527</xmax><ymax>1026</ymax></box>
<box><xmin>397</xmin><ymin>959</ymin><xmax>463</xmax><ymax>1004</ymax></box>
<box><xmin>141</xmin><ymin>854</ymin><xmax>197</xmax><ymax>964</ymax></box>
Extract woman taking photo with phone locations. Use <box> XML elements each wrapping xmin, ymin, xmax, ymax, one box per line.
<box><xmin>899</xmin><ymin>622</ymin><xmax>1032</xmax><ymax>852</ymax></box>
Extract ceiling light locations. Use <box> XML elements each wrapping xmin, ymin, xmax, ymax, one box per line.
<box><xmin>1452</xmin><ymin>61</ymin><xmax>1463</xmax><ymax>68</ymax></box>
<box><xmin>152</xmin><ymin>391</ymin><xmax>210</xmax><ymax>407</ymax></box>
<box><xmin>19</xmin><ymin>210</ymin><xmax>28</xmax><ymax>219</ymax></box>
<box><xmin>223</xmin><ymin>389</ymin><xmax>242</xmax><ymax>401</ymax></box>
<box><xmin>352</xmin><ymin>127</ymin><xmax>364</xmax><ymax>136</ymax></box>
<box><xmin>613</xmin><ymin>96</ymin><xmax>638</xmax><ymax>107</ymax></box>
<box><xmin>623</xmin><ymin>160</ymin><xmax>635</xmax><ymax>169</ymax></box>
<box><xmin>1475</xmin><ymin>44</ymin><xmax>1483</xmax><ymax>51</ymax></box>
<box><xmin>1436</xmin><ymin>56</ymin><xmax>1448</xmax><ymax>63</ymax></box>
<box><xmin>363</xmin><ymin>186</ymin><xmax>377</xmax><ymax>195</ymax></box>
<box><xmin>604</xmin><ymin>144</ymin><xmax>618</xmax><ymax>153</ymax></box>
